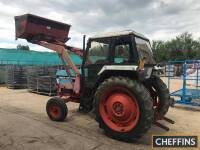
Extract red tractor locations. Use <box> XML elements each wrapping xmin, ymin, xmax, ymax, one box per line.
<box><xmin>15</xmin><ymin>14</ymin><xmax>174</xmax><ymax>141</ymax></box>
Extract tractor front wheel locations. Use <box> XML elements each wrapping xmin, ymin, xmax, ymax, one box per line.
<box><xmin>94</xmin><ymin>77</ymin><xmax>153</xmax><ymax>141</ymax></box>
<box><xmin>46</xmin><ymin>97</ymin><xmax>68</xmax><ymax>121</ymax></box>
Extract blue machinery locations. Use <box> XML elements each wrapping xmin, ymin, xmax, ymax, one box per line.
<box><xmin>166</xmin><ymin>60</ymin><xmax>200</xmax><ymax>106</ymax></box>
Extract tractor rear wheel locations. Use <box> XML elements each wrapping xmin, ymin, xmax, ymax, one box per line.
<box><xmin>145</xmin><ymin>75</ymin><xmax>170</xmax><ymax>116</ymax></box>
<box><xmin>94</xmin><ymin>77</ymin><xmax>153</xmax><ymax>141</ymax></box>
<box><xmin>46</xmin><ymin>97</ymin><xmax>68</xmax><ymax>121</ymax></box>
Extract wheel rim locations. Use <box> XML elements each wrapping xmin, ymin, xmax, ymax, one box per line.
<box><xmin>49</xmin><ymin>105</ymin><xmax>61</xmax><ymax>119</ymax></box>
<box><xmin>99</xmin><ymin>87</ymin><xmax>140</xmax><ymax>132</ymax></box>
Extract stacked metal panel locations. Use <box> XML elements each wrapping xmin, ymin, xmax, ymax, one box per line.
<box><xmin>6</xmin><ymin>65</ymin><xmax>27</xmax><ymax>89</ymax></box>
<box><xmin>37</xmin><ymin>76</ymin><xmax>57</xmax><ymax>95</ymax></box>
<box><xmin>27</xmin><ymin>66</ymin><xmax>58</xmax><ymax>96</ymax></box>
<box><xmin>0</xmin><ymin>65</ymin><xmax>6</xmax><ymax>84</ymax></box>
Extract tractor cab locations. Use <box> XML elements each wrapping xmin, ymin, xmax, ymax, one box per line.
<box><xmin>81</xmin><ymin>31</ymin><xmax>156</xmax><ymax>99</ymax></box>
<box><xmin>85</xmin><ymin>30</ymin><xmax>155</xmax><ymax>65</ymax></box>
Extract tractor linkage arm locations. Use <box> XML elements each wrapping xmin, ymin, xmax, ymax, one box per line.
<box><xmin>35</xmin><ymin>40</ymin><xmax>82</xmax><ymax>95</ymax></box>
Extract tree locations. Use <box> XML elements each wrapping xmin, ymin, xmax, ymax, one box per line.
<box><xmin>17</xmin><ymin>44</ymin><xmax>30</xmax><ymax>50</ymax></box>
<box><xmin>152</xmin><ymin>40</ymin><xmax>169</xmax><ymax>62</ymax></box>
<box><xmin>152</xmin><ymin>32</ymin><xmax>200</xmax><ymax>63</ymax></box>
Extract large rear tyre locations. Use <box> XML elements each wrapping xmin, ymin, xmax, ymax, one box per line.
<box><xmin>46</xmin><ymin>97</ymin><xmax>68</xmax><ymax>121</ymax></box>
<box><xmin>145</xmin><ymin>75</ymin><xmax>170</xmax><ymax>116</ymax></box>
<box><xmin>94</xmin><ymin>77</ymin><xmax>153</xmax><ymax>141</ymax></box>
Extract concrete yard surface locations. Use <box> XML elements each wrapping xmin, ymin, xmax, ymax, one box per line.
<box><xmin>0</xmin><ymin>87</ymin><xmax>200</xmax><ymax>150</ymax></box>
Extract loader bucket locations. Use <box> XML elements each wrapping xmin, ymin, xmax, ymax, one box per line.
<box><xmin>14</xmin><ymin>14</ymin><xmax>71</xmax><ymax>43</ymax></box>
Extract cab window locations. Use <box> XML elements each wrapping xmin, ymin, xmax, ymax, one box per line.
<box><xmin>135</xmin><ymin>37</ymin><xmax>155</xmax><ymax>64</ymax></box>
<box><xmin>86</xmin><ymin>40</ymin><xmax>110</xmax><ymax>64</ymax></box>
<box><xmin>114</xmin><ymin>44</ymin><xmax>130</xmax><ymax>63</ymax></box>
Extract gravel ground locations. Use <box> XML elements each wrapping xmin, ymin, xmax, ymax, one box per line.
<box><xmin>0</xmin><ymin>81</ymin><xmax>200</xmax><ymax>150</ymax></box>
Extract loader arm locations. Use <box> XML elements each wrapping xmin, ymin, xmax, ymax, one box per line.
<box><xmin>36</xmin><ymin>40</ymin><xmax>81</xmax><ymax>94</ymax></box>
<box><xmin>65</xmin><ymin>45</ymin><xmax>84</xmax><ymax>58</ymax></box>
<box><xmin>14</xmin><ymin>13</ymin><xmax>83</xmax><ymax>98</ymax></box>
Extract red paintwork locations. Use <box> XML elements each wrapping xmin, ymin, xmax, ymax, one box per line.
<box><xmin>27</xmin><ymin>23</ymin><xmax>69</xmax><ymax>42</ymax></box>
<box><xmin>15</xmin><ymin>14</ymin><xmax>70</xmax><ymax>43</ymax></box>
<box><xmin>49</xmin><ymin>105</ymin><xmax>61</xmax><ymax>119</ymax></box>
<box><xmin>15</xmin><ymin>14</ymin><xmax>83</xmax><ymax>103</ymax></box>
<box><xmin>99</xmin><ymin>87</ymin><xmax>140</xmax><ymax>132</ymax></box>
<box><xmin>37</xmin><ymin>41</ymin><xmax>81</xmax><ymax>95</ymax></box>
<box><xmin>65</xmin><ymin>46</ymin><xmax>84</xmax><ymax>57</ymax></box>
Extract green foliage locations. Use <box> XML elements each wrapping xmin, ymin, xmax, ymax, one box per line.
<box><xmin>17</xmin><ymin>44</ymin><xmax>30</xmax><ymax>50</ymax></box>
<box><xmin>152</xmin><ymin>32</ymin><xmax>200</xmax><ymax>62</ymax></box>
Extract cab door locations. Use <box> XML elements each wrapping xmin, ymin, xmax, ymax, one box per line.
<box><xmin>112</xmin><ymin>36</ymin><xmax>137</xmax><ymax>65</ymax></box>
<box><xmin>82</xmin><ymin>39</ymin><xmax>111</xmax><ymax>89</ymax></box>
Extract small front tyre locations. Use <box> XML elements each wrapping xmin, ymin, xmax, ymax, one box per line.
<box><xmin>46</xmin><ymin>97</ymin><xmax>68</xmax><ymax>121</ymax></box>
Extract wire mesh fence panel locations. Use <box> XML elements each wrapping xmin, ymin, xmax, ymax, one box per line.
<box><xmin>37</xmin><ymin>76</ymin><xmax>57</xmax><ymax>95</ymax></box>
<box><xmin>6</xmin><ymin>65</ymin><xmax>27</xmax><ymax>89</ymax></box>
<box><xmin>27</xmin><ymin>65</ymin><xmax>59</xmax><ymax>95</ymax></box>
<box><xmin>0</xmin><ymin>65</ymin><xmax>6</xmax><ymax>84</ymax></box>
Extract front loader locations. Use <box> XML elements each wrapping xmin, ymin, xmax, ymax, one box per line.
<box><xmin>14</xmin><ymin>14</ymin><xmax>174</xmax><ymax>141</ymax></box>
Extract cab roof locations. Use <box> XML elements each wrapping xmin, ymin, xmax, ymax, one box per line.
<box><xmin>90</xmin><ymin>30</ymin><xmax>149</xmax><ymax>41</ymax></box>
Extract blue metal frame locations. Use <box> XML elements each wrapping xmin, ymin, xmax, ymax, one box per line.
<box><xmin>167</xmin><ymin>60</ymin><xmax>200</xmax><ymax>106</ymax></box>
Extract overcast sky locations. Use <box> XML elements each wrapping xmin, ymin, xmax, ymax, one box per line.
<box><xmin>0</xmin><ymin>0</ymin><xmax>200</xmax><ymax>51</ymax></box>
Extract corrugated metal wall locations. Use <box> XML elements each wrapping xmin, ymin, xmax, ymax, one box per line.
<box><xmin>0</xmin><ymin>48</ymin><xmax>82</xmax><ymax>93</ymax></box>
<box><xmin>0</xmin><ymin>48</ymin><xmax>82</xmax><ymax>65</ymax></box>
